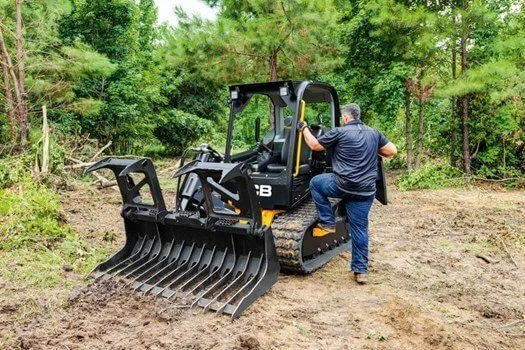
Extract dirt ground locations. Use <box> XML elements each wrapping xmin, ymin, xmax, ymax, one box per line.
<box><xmin>3</xmin><ymin>183</ymin><xmax>525</xmax><ymax>349</ymax></box>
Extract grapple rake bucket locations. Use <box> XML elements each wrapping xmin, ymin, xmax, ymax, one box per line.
<box><xmin>86</xmin><ymin>157</ymin><xmax>280</xmax><ymax>319</ymax></box>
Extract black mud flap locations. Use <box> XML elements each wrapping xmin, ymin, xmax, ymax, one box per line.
<box><xmin>85</xmin><ymin>157</ymin><xmax>280</xmax><ymax>319</ymax></box>
<box><xmin>375</xmin><ymin>156</ymin><xmax>388</xmax><ymax>205</ymax></box>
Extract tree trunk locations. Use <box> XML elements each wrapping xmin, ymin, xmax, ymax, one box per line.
<box><xmin>1</xmin><ymin>49</ymin><xmax>16</xmax><ymax>141</ymax></box>
<box><xmin>450</xmin><ymin>37</ymin><xmax>458</xmax><ymax>168</ymax></box>
<box><xmin>460</xmin><ymin>0</ymin><xmax>471</xmax><ymax>176</ymax></box>
<box><xmin>404</xmin><ymin>85</ymin><xmax>413</xmax><ymax>171</ymax></box>
<box><xmin>15</xmin><ymin>0</ymin><xmax>28</xmax><ymax>147</ymax></box>
<box><xmin>502</xmin><ymin>137</ymin><xmax>506</xmax><ymax>178</ymax></box>
<box><xmin>0</xmin><ymin>25</ymin><xmax>25</xmax><ymax>147</ymax></box>
<box><xmin>269</xmin><ymin>51</ymin><xmax>278</xmax><ymax>81</ymax></box>
<box><xmin>461</xmin><ymin>95</ymin><xmax>470</xmax><ymax>175</ymax></box>
<box><xmin>414</xmin><ymin>68</ymin><xmax>426</xmax><ymax>169</ymax></box>
<box><xmin>415</xmin><ymin>95</ymin><xmax>425</xmax><ymax>169</ymax></box>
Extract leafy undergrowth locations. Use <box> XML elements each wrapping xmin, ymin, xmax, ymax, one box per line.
<box><xmin>0</xmin><ymin>179</ymin><xmax>109</xmax><ymax>289</ymax></box>
<box><xmin>0</xmin><ymin>157</ymin><xmax>112</xmax><ymax>347</ymax></box>
<box><xmin>397</xmin><ymin>161</ymin><xmax>462</xmax><ymax>190</ymax></box>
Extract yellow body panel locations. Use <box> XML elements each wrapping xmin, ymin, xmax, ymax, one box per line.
<box><xmin>312</xmin><ymin>227</ymin><xmax>331</xmax><ymax>237</ymax></box>
<box><xmin>261</xmin><ymin>209</ymin><xmax>285</xmax><ymax>227</ymax></box>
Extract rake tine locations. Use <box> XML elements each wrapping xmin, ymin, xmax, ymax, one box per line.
<box><xmin>125</xmin><ymin>239</ymin><xmax>176</xmax><ymax>288</ymax></box>
<box><xmin>192</xmin><ymin>255</ymin><xmax>238</xmax><ymax>309</ymax></box>
<box><xmin>120</xmin><ymin>238</ymin><xmax>161</xmax><ymax>281</ymax></box>
<box><xmin>109</xmin><ymin>236</ymin><xmax>157</xmax><ymax>280</ymax></box>
<box><xmin>175</xmin><ymin>246</ymin><xmax>217</xmax><ymax>295</ymax></box>
<box><xmin>139</xmin><ymin>241</ymin><xmax>186</xmax><ymax>293</ymax></box>
<box><xmin>163</xmin><ymin>245</ymin><xmax>206</xmax><ymax>296</ymax></box>
<box><xmin>203</xmin><ymin>252</ymin><xmax>252</xmax><ymax>312</ymax></box>
<box><xmin>216</xmin><ymin>254</ymin><xmax>263</xmax><ymax>314</ymax></box>
<box><xmin>150</xmin><ymin>243</ymin><xmax>196</xmax><ymax>297</ymax></box>
<box><xmin>184</xmin><ymin>248</ymin><xmax>228</xmax><ymax>299</ymax></box>
<box><xmin>164</xmin><ymin>244</ymin><xmax>207</xmax><ymax>298</ymax></box>
<box><xmin>96</xmin><ymin>235</ymin><xmax>148</xmax><ymax>281</ymax></box>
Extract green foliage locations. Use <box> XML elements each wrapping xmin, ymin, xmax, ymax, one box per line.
<box><xmin>0</xmin><ymin>188</ymin><xmax>110</xmax><ymax>288</ymax></box>
<box><xmin>60</xmin><ymin>0</ymin><xmax>140</xmax><ymax>61</ymax></box>
<box><xmin>397</xmin><ymin>161</ymin><xmax>462</xmax><ymax>190</ymax></box>
<box><xmin>0</xmin><ymin>0</ymin><xmax>522</xmax><ymax>182</ymax></box>
<box><xmin>0</xmin><ymin>159</ymin><xmax>110</xmax><ymax>281</ymax></box>
<box><xmin>54</xmin><ymin>0</ymin><xmax>164</xmax><ymax>152</ymax></box>
<box><xmin>171</xmin><ymin>0</ymin><xmax>340</xmax><ymax>83</ymax></box>
<box><xmin>154</xmin><ymin>109</ymin><xmax>214</xmax><ymax>155</ymax></box>
<box><xmin>0</xmin><ymin>156</ymin><xmax>30</xmax><ymax>189</ymax></box>
<box><xmin>0</xmin><ymin>180</ymin><xmax>69</xmax><ymax>250</ymax></box>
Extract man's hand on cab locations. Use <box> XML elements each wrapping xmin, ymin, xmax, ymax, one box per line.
<box><xmin>297</xmin><ymin>121</ymin><xmax>308</xmax><ymax>132</ymax></box>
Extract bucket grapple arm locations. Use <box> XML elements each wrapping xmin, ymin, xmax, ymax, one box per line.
<box><xmin>86</xmin><ymin>157</ymin><xmax>280</xmax><ymax>319</ymax></box>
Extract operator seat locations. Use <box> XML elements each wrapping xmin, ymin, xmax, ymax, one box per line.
<box><xmin>267</xmin><ymin>120</ymin><xmax>322</xmax><ymax>174</ymax></box>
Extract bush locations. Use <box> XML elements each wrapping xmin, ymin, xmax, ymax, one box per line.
<box><xmin>154</xmin><ymin>109</ymin><xmax>214</xmax><ymax>155</ymax></box>
<box><xmin>397</xmin><ymin>160</ymin><xmax>462</xmax><ymax>190</ymax></box>
<box><xmin>0</xmin><ymin>155</ymin><xmax>32</xmax><ymax>189</ymax></box>
<box><xmin>0</xmin><ymin>180</ymin><xmax>70</xmax><ymax>250</ymax></box>
<box><xmin>0</xmin><ymin>162</ymin><xmax>110</xmax><ymax>285</ymax></box>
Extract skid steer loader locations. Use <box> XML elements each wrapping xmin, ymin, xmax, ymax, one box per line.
<box><xmin>86</xmin><ymin>80</ymin><xmax>387</xmax><ymax>319</ymax></box>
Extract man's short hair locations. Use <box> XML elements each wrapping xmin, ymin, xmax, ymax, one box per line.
<box><xmin>341</xmin><ymin>103</ymin><xmax>361</xmax><ymax>120</ymax></box>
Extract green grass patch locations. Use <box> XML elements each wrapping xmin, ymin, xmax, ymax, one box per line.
<box><xmin>0</xmin><ymin>243</ymin><xmax>110</xmax><ymax>288</ymax></box>
<box><xmin>462</xmin><ymin>241</ymin><xmax>496</xmax><ymax>254</ymax></box>
<box><xmin>433</xmin><ymin>241</ymin><xmax>455</xmax><ymax>249</ymax></box>
<box><xmin>0</xmin><ymin>181</ymin><xmax>70</xmax><ymax>250</ymax></box>
<box><xmin>0</xmin><ymin>179</ymin><xmax>110</xmax><ymax>288</ymax></box>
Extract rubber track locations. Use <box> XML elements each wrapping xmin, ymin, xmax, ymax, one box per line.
<box><xmin>271</xmin><ymin>198</ymin><xmax>325</xmax><ymax>273</ymax></box>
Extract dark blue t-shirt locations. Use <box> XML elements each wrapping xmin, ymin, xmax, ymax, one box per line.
<box><xmin>317</xmin><ymin>120</ymin><xmax>389</xmax><ymax>195</ymax></box>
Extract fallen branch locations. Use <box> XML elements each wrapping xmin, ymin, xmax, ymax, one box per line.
<box><xmin>475</xmin><ymin>254</ymin><xmax>494</xmax><ymax>264</ymax></box>
<box><xmin>68</xmin><ymin>157</ymin><xmax>111</xmax><ymax>185</ymax></box>
<box><xmin>96</xmin><ymin>180</ymin><xmax>117</xmax><ymax>189</ymax></box>
<box><xmin>63</xmin><ymin>162</ymin><xmax>96</xmax><ymax>170</ymax></box>
<box><xmin>471</xmin><ymin>176</ymin><xmax>525</xmax><ymax>183</ymax></box>
<box><xmin>89</xmin><ymin>141</ymin><xmax>112</xmax><ymax>162</ymax></box>
<box><xmin>68</xmin><ymin>156</ymin><xmax>83</xmax><ymax>164</ymax></box>
<box><xmin>90</xmin><ymin>171</ymin><xmax>109</xmax><ymax>184</ymax></box>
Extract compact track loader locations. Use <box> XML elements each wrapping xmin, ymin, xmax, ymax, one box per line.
<box><xmin>86</xmin><ymin>80</ymin><xmax>387</xmax><ymax>318</ymax></box>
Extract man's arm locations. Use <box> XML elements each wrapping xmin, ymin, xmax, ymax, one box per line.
<box><xmin>302</xmin><ymin>127</ymin><xmax>325</xmax><ymax>151</ymax></box>
<box><xmin>379</xmin><ymin>142</ymin><xmax>397</xmax><ymax>158</ymax></box>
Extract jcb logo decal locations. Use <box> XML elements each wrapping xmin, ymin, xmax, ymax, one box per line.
<box><xmin>254</xmin><ymin>184</ymin><xmax>272</xmax><ymax>197</ymax></box>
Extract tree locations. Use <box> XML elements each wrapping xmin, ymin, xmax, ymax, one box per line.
<box><xmin>339</xmin><ymin>0</ymin><xmax>441</xmax><ymax>170</ymax></box>
<box><xmin>0</xmin><ymin>0</ymin><xmax>29</xmax><ymax>147</ymax></box>
<box><xmin>406</xmin><ymin>69</ymin><xmax>436</xmax><ymax>169</ymax></box>
<box><xmin>60</xmin><ymin>0</ymin><xmax>140</xmax><ymax>62</ymax></box>
<box><xmin>203</xmin><ymin>0</ymin><xmax>340</xmax><ymax>82</ymax></box>
<box><xmin>59</xmin><ymin>0</ymin><xmax>162</xmax><ymax>151</ymax></box>
<box><xmin>156</xmin><ymin>0</ymin><xmax>340</xmax><ymax>128</ymax></box>
<box><xmin>437</xmin><ymin>0</ymin><xmax>523</xmax><ymax>177</ymax></box>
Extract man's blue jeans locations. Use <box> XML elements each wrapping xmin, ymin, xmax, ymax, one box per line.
<box><xmin>310</xmin><ymin>173</ymin><xmax>375</xmax><ymax>274</ymax></box>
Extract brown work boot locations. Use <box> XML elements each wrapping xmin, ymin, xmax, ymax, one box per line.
<box><xmin>312</xmin><ymin>224</ymin><xmax>336</xmax><ymax>237</ymax></box>
<box><xmin>353</xmin><ymin>272</ymin><xmax>367</xmax><ymax>285</ymax></box>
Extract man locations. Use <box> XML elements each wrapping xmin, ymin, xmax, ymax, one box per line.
<box><xmin>297</xmin><ymin>103</ymin><xmax>396</xmax><ymax>284</ymax></box>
